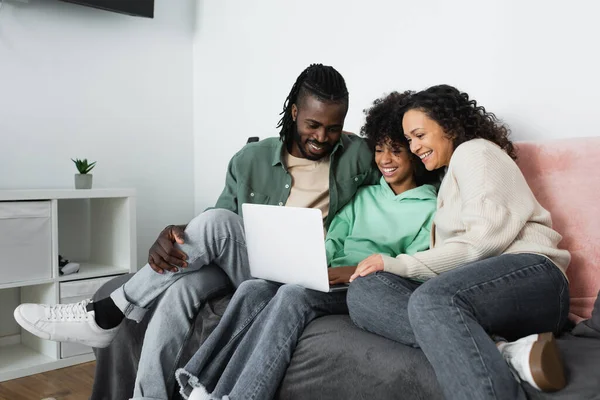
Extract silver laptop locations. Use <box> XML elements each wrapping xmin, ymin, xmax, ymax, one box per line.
<box><xmin>242</xmin><ymin>203</ymin><xmax>348</xmax><ymax>293</ymax></box>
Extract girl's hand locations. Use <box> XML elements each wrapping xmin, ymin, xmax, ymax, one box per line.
<box><xmin>349</xmin><ymin>254</ymin><xmax>384</xmax><ymax>282</ymax></box>
<box><xmin>328</xmin><ymin>266</ymin><xmax>356</xmax><ymax>285</ymax></box>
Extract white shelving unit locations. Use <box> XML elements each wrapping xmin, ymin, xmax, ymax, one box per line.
<box><xmin>0</xmin><ymin>189</ymin><xmax>136</xmax><ymax>382</ymax></box>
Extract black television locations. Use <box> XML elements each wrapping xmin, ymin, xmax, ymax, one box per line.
<box><xmin>60</xmin><ymin>0</ymin><xmax>154</xmax><ymax>18</ymax></box>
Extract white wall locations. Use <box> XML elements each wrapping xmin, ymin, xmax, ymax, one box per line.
<box><xmin>0</xmin><ymin>0</ymin><xmax>196</xmax><ymax>266</ymax></box>
<box><xmin>193</xmin><ymin>0</ymin><xmax>600</xmax><ymax>213</ymax></box>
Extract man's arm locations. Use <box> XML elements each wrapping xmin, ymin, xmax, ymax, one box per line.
<box><xmin>325</xmin><ymin>202</ymin><xmax>357</xmax><ymax>285</ymax></box>
<box><xmin>212</xmin><ymin>156</ymin><xmax>239</xmax><ymax>214</ymax></box>
<box><xmin>147</xmin><ymin>224</ymin><xmax>188</xmax><ymax>274</ymax></box>
<box><xmin>325</xmin><ymin>199</ymin><xmax>355</xmax><ymax>265</ymax></box>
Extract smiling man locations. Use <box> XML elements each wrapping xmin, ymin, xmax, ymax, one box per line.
<box><xmin>14</xmin><ymin>64</ymin><xmax>380</xmax><ymax>400</ymax></box>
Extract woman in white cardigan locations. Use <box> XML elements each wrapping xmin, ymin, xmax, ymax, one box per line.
<box><xmin>347</xmin><ymin>85</ymin><xmax>570</xmax><ymax>400</ymax></box>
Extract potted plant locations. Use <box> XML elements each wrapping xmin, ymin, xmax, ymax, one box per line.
<box><xmin>72</xmin><ymin>158</ymin><xmax>96</xmax><ymax>189</ymax></box>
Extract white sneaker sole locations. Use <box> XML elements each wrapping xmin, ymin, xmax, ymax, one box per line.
<box><xmin>529</xmin><ymin>332</ymin><xmax>566</xmax><ymax>392</ymax></box>
<box><xmin>13</xmin><ymin>306</ymin><xmax>115</xmax><ymax>348</ymax></box>
<box><xmin>13</xmin><ymin>307</ymin><xmax>53</xmax><ymax>341</ymax></box>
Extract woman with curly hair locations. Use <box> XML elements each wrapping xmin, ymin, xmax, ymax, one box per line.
<box><xmin>327</xmin><ymin>91</ymin><xmax>442</xmax><ymax>284</ymax></box>
<box><xmin>348</xmin><ymin>85</ymin><xmax>570</xmax><ymax>399</ymax></box>
<box><xmin>178</xmin><ymin>91</ymin><xmax>442</xmax><ymax>400</ymax></box>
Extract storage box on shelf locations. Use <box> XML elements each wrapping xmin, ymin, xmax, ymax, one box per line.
<box><xmin>0</xmin><ymin>189</ymin><xmax>136</xmax><ymax>382</ymax></box>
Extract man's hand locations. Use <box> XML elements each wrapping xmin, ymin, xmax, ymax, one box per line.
<box><xmin>148</xmin><ymin>225</ymin><xmax>188</xmax><ymax>274</ymax></box>
<box><xmin>349</xmin><ymin>254</ymin><xmax>384</xmax><ymax>282</ymax></box>
<box><xmin>328</xmin><ymin>266</ymin><xmax>356</xmax><ymax>285</ymax></box>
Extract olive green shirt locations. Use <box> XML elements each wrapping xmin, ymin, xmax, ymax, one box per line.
<box><xmin>213</xmin><ymin>134</ymin><xmax>380</xmax><ymax>229</ymax></box>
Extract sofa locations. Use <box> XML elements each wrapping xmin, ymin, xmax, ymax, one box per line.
<box><xmin>90</xmin><ymin>137</ymin><xmax>600</xmax><ymax>400</ymax></box>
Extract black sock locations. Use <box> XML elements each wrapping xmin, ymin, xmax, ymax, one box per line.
<box><xmin>87</xmin><ymin>297</ymin><xmax>125</xmax><ymax>329</ymax></box>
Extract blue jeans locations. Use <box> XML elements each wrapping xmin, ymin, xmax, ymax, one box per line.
<box><xmin>347</xmin><ymin>253</ymin><xmax>569</xmax><ymax>400</ymax></box>
<box><xmin>176</xmin><ymin>279</ymin><xmax>348</xmax><ymax>400</ymax></box>
<box><xmin>109</xmin><ymin>209</ymin><xmax>252</xmax><ymax>400</ymax></box>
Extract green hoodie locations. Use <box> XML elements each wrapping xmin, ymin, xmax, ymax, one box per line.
<box><xmin>325</xmin><ymin>177</ymin><xmax>437</xmax><ymax>267</ymax></box>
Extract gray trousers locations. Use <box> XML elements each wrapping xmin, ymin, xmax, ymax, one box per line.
<box><xmin>109</xmin><ymin>209</ymin><xmax>251</xmax><ymax>400</ymax></box>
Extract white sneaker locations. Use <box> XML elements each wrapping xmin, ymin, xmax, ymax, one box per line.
<box><xmin>13</xmin><ymin>299</ymin><xmax>119</xmax><ymax>348</ymax></box>
<box><xmin>187</xmin><ymin>386</ymin><xmax>229</xmax><ymax>400</ymax></box>
<box><xmin>498</xmin><ymin>332</ymin><xmax>566</xmax><ymax>392</ymax></box>
<box><xmin>188</xmin><ymin>387</ymin><xmax>210</xmax><ymax>400</ymax></box>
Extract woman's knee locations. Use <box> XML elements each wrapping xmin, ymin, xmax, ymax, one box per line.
<box><xmin>347</xmin><ymin>273</ymin><xmax>408</xmax><ymax>310</ymax></box>
<box><xmin>347</xmin><ymin>275</ymin><xmax>374</xmax><ymax>308</ymax></box>
<box><xmin>346</xmin><ymin>274</ymin><xmax>382</xmax><ymax>327</ymax></box>
<box><xmin>407</xmin><ymin>279</ymin><xmax>460</xmax><ymax>328</ymax></box>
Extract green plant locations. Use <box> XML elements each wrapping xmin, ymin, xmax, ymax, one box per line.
<box><xmin>71</xmin><ymin>158</ymin><xmax>96</xmax><ymax>174</ymax></box>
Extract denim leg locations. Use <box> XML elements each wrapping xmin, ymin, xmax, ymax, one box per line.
<box><xmin>176</xmin><ymin>279</ymin><xmax>281</xmax><ymax>397</ymax></box>
<box><xmin>131</xmin><ymin>264</ymin><xmax>232</xmax><ymax>400</ymax></box>
<box><xmin>347</xmin><ymin>272</ymin><xmax>422</xmax><ymax>347</ymax></box>
<box><xmin>407</xmin><ymin>254</ymin><xmax>570</xmax><ymax>400</ymax></box>
<box><xmin>110</xmin><ymin>209</ymin><xmax>251</xmax><ymax>322</ymax></box>
<box><xmin>176</xmin><ymin>282</ymin><xmax>348</xmax><ymax>400</ymax></box>
<box><xmin>221</xmin><ymin>285</ymin><xmax>348</xmax><ymax>400</ymax></box>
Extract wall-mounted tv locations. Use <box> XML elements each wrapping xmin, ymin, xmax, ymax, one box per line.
<box><xmin>59</xmin><ymin>0</ymin><xmax>154</xmax><ymax>18</ymax></box>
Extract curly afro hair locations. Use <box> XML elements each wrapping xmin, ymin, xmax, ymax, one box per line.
<box><xmin>361</xmin><ymin>91</ymin><xmax>443</xmax><ymax>186</ymax></box>
<box><xmin>406</xmin><ymin>84</ymin><xmax>516</xmax><ymax>160</ymax></box>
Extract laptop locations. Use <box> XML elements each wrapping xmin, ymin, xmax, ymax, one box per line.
<box><xmin>242</xmin><ymin>203</ymin><xmax>349</xmax><ymax>293</ymax></box>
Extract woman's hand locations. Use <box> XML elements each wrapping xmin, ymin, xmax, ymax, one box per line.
<box><xmin>328</xmin><ymin>266</ymin><xmax>356</xmax><ymax>285</ymax></box>
<box><xmin>349</xmin><ymin>254</ymin><xmax>384</xmax><ymax>282</ymax></box>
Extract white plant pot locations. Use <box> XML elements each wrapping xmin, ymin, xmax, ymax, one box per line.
<box><xmin>74</xmin><ymin>174</ymin><xmax>93</xmax><ymax>189</ymax></box>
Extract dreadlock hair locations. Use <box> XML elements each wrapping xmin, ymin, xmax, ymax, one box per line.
<box><xmin>361</xmin><ymin>91</ymin><xmax>444</xmax><ymax>186</ymax></box>
<box><xmin>277</xmin><ymin>64</ymin><xmax>349</xmax><ymax>142</ymax></box>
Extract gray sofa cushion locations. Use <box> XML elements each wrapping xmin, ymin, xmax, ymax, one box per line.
<box><xmin>91</xmin><ymin>277</ymin><xmax>600</xmax><ymax>400</ymax></box>
<box><xmin>527</xmin><ymin>290</ymin><xmax>600</xmax><ymax>400</ymax></box>
<box><xmin>571</xmin><ymin>290</ymin><xmax>600</xmax><ymax>339</ymax></box>
<box><xmin>525</xmin><ymin>335</ymin><xmax>600</xmax><ymax>400</ymax></box>
<box><xmin>277</xmin><ymin>313</ymin><xmax>600</xmax><ymax>400</ymax></box>
<box><xmin>278</xmin><ymin>294</ymin><xmax>600</xmax><ymax>400</ymax></box>
<box><xmin>277</xmin><ymin>314</ymin><xmax>444</xmax><ymax>400</ymax></box>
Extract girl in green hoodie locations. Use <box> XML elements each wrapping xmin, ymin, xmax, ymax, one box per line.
<box><xmin>327</xmin><ymin>91</ymin><xmax>442</xmax><ymax>284</ymax></box>
<box><xmin>178</xmin><ymin>91</ymin><xmax>443</xmax><ymax>400</ymax></box>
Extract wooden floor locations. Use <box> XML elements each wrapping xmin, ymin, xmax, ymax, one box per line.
<box><xmin>0</xmin><ymin>362</ymin><xmax>95</xmax><ymax>400</ymax></box>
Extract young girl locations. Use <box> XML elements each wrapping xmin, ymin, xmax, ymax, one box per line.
<box><xmin>176</xmin><ymin>92</ymin><xmax>441</xmax><ymax>400</ymax></box>
<box><xmin>348</xmin><ymin>85</ymin><xmax>569</xmax><ymax>398</ymax></box>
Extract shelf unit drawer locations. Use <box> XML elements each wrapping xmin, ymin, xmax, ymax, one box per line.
<box><xmin>0</xmin><ymin>201</ymin><xmax>52</xmax><ymax>285</ymax></box>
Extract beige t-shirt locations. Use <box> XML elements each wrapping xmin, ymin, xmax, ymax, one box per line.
<box><xmin>284</xmin><ymin>151</ymin><xmax>331</xmax><ymax>222</ymax></box>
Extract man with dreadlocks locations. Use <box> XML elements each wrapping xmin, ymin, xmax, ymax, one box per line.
<box><xmin>174</xmin><ymin>91</ymin><xmax>441</xmax><ymax>400</ymax></box>
<box><xmin>14</xmin><ymin>64</ymin><xmax>379</xmax><ymax>400</ymax></box>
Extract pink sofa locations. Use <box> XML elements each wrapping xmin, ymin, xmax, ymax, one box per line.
<box><xmin>516</xmin><ymin>137</ymin><xmax>600</xmax><ymax>323</ymax></box>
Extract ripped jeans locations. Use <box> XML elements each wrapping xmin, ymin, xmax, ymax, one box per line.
<box><xmin>176</xmin><ymin>280</ymin><xmax>348</xmax><ymax>400</ymax></box>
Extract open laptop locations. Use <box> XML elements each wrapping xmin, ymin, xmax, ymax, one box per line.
<box><xmin>242</xmin><ymin>203</ymin><xmax>349</xmax><ymax>293</ymax></box>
